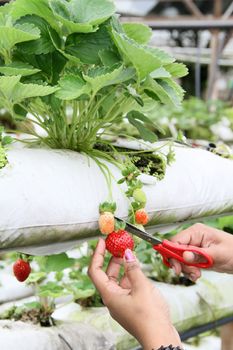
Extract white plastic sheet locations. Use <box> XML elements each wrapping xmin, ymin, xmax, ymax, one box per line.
<box><xmin>0</xmin><ymin>143</ymin><xmax>233</xmax><ymax>255</ymax></box>
<box><xmin>0</xmin><ymin>320</ymin><xmax>116</xmax><ymax>350</ymax></box>
<box><xmin>0</xmin><ymin>271</ymin><xmax>233</xmax><ymax>349</ymax></box>
<box><xmin>0</xmin><ymin>265</ymin><xmax>33</xmax><ymax>304</ymax></box>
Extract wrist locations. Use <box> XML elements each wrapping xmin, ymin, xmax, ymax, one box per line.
<box><xmin>155</xmin><ymin>346</ymin><xmax>183</xmax><ymax>350</ymax></box>
<box><xmin>140</xmin><ymin>322</ymin><xmax>182</xmax><ymax>350</ymax></box>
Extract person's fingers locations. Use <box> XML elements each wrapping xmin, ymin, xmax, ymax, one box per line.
<box><xmin>170</xmin><ymin>223</ymin><xmax>208</xmax><ymax>247</ymax></box>
<box><xmin>182</xmin><ymin>251</ymin><xmax>196</xmax><ymax>263</ymax></box>
<box><xmin>170</xmin><ymin>253</ymin><xmax>202</xmax><ymax>280</ymax></box>
<box><xmin>88</xmin><ymin>238</ymin><xmax>109</xmax><ymax>295</ymax></box>
<box><xmin>106</xmin><ymin>256</ymin><xmax>123</xmax><ymax>283</ymax></box>
<box><xmin>170</xmin><ymin>259</ymin><xmax>182</xmax><ymax>275</ymax></box>
<box><xmin>182</xmin><ymin>250</ymin><xmax>211</xmax><ymax>264</ymax></box>
<box><xmin>120</xmin><ymin>274</ymin><xmax>131</xmax><ymax>290</ymax></box>
<box><xmin>183</xmin><ymin>268</ymin><xmax>202</xmax><ymax>282</ymax></box>
<box><xmin>123</xmin><ymin>249</ymin><xmax>148</xmax><ymax>291</ymax></box>
<box><xmin>179</xmin><ymin>263</ymin><xmax>202</xmax><ymax>281</ymax></box>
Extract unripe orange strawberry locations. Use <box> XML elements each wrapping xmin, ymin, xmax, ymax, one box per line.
<box><xmin>99</xmin><ymin>212</ymin><xmax>115</xmax><ymax>235</ymax></box>
<box><xmin>135</xmin><ymin>209</ymin><xmax>149</xmax><ymax>225</ymax></box>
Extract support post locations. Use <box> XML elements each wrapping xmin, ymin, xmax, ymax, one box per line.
<box><xmin>182</xmin><ymin>0</ymin><xmax>204</xmax><ymax>18</ymax></box>
<box><xmin>206</xmin><ymin>0</ymin><xmax>223</xmax><ymax>100</ymax></box>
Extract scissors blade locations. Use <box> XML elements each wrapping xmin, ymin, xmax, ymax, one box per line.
<box><xmin>115</xmin><ymin>217</ymin><xmax>162</xmax><ymax>246</ymax></box>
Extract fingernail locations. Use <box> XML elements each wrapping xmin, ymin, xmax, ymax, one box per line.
<box><xmin>124</xmin><ymin>249</ymin><xmax>135</xmax><ymax>262</ymax></box>
<box><xmin>190</xmin><ymin>273</ymin><xmax>196</xmax><ymax>282</ymax></box>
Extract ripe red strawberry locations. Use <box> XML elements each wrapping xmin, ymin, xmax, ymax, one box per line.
<box><xmin>99</xmin><ymin>212</ymin><xmax>115</xmax><ymax>235</ymax></box>
<box><xmin>13</xmin><ymin>259</ymin><xmax>31</xmax><ymax>282</ymax></box>
<box><xmin>105</xmin><ymin>230</ymin><xmax>134</xmax><ymax>258</ymax></box>
<box><xmin>135</xmin><ymin>209</ymin><xmax>149</xmax><ymax>225</ymax></box>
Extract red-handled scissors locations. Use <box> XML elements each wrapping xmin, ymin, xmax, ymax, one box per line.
<box><xmin>115</xmin><ymin>217</ymin><xmax>213</xmax><ymax>268</ymax></box>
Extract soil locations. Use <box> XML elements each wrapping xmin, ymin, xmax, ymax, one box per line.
<box><xmin>131</xmin><ymin>153</ymin><xmax>166</xmax><ymax>178</ymax></box>
<box><xmin>19</xmin><ymin>309</ymin><xmax>54</xmax><ymax>327</ymax></box>
<box><xmin>151</xmin><ymin>275</ymin><xmax>195</xmax><ymax>287</ymax></box>
<box><xmin>1</xmin><ymin>306</ymin><xmax>55</xmax><ymax>327</ymax></box>
<box><xmin>77</xmin><ymin>293</ymin><xmax>104</xmax><ymax>308</ymax></box>
<box><xmin>94</xmin><ymin>143</ymin><xmax>166</xmax><ymax>179</ymax></box>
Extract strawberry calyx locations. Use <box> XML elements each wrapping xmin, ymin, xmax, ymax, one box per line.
<box><xmin>19</xmin><ymin>253</ymin><xmax>33</xmax><ymax>263</ymax></box>
<box><xmin>114</xmin><ymin>219</ymin><xmax>126</xmax><ymax>231</ymax></box>
<box><xmin>99</xmin><ymin>201</ymin><xmax>116</xmax><ymax>214</ymax></box>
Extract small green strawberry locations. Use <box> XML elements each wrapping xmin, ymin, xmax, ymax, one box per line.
<box><xmin>133</xmin><ymin>188</ymin><xmax>147</xmax><ymax>205</ymax></box>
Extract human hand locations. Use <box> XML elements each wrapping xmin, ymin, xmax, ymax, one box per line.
<box><xmin>170</xmin><ymin>223</ymin><xmax>233</xmax><ymax>281</ymax></box>
<box><xmin>88</xmin><ymin>238</ymin><xmax>181</xmax><ymax>350</ymax></box>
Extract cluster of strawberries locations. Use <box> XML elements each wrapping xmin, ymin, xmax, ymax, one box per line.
<box><xmin>99</xmin><ymin>202</ymin><xmax>149</xmax><ymax>258</ymax></box>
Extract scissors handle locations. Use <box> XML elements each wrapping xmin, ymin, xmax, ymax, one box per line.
<box><xmin>153</xmin><ymin>239</ymin><xmax>214</xmax><ymax>269</ymax></box>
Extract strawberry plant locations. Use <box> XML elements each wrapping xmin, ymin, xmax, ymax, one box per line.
<box><xmin>0</xmin><ymin>245</ymin><xmax>105</xmax><ymax>326</ymax></box>
<box><xmin>111</xmin><ymin>97</ymin><xmax>233</xmax><ymax>142</ymax></box>
<box><xmin>0</xmin><ymin>0</ymin><xmax>187</xmax><ymax>160</ymax></box>
<box><xmin>0</xmin><ymin>126</ymin><xmax>11</xmax><ymax>169</ymax></box>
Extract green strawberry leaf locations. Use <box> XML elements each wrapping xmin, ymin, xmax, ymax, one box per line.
<box><xmin>143</xmin><ymin>76</ymin><xmax>184</xmax><ymax>107</ymax></box>
<box><xmin>44</xmin><ymin>253</ymin><xmax>76</xmax><ymax>272</ymax></box>
<box><xmin>127</xmin><ymin>110</ymin><xmax>158</xmax><ymax>142</ymax></box>
<box><xmin>66</xmin><ymin>284</ymin><xmax>95</xmax><ymax>300</ymax></box>
<box><xmin>50</xmin><ymin>0</ymin><xmax>115</xmax><ymax>26</ymax></box>
<box><xmin>0</xmin><ymin>75</ymin><xmax>58</xmax><ymax>106</ymax></box>
<box><xmin>26</xmin><ymin>272</ymin><xmax>47</xmax><ymax>284</ymax></box>
<box><xmin>15</xmin><ymin>51</ymin><xmax>67</xmax><ymax>84</ymax></box>
<box><xmin>65</xmin><ymin>24</ymin><xmax>113</xmax><ymax>64</ymax></box>
<box><xmin>83</xmin><ymin>64</ymin><xmax>125</xmax><ymax>93</ymax></box>
<box><xmin>0</xmin><ymin>23</ymin><xmax>40</xmax><ymax>56</ymax></box>
<box><xmin>12</xmin><ymin>0</ymin><xmax>60</xmax><ymax>33</ymax></box>
<box><xmin>38</xmin><ymin>282</ymin><xmax>68</xmax><ymax>298</ymax></box>
<box><xmin>0</xmin><ymin>62</ymin><xmax>40</xmax><ymax>76</ymax></box>
<box><xmin>99</xmin><ymin>49</ymin><xmax>121</xmax><ymax>67</ymax></box>
<box><xmin>0</xmin><ymin>2</ymin><xmax>13</xmax><ymax>18</ymax></box>
<box><xmin>122</xmin><ymin>22</ymin><xmax>152</xmax><ymax>44</ymax></box>
<box><xmin>2</xmin><ymin>135</ymin><xmax>13</xmax><ymax>146</ymax></box>
<box><xmin>16</xmin><ymin>15</ymin><xmax>60</xmax><ymax>55</ymax></box>
<box><xmin>165</xmin><ymin>62</ymin><xmax>189</xmax><ymax>78</ymax></box>
<box><xmin>112</xmin><ymin>30</ymin><xmax>174</xmax><ymax>80</ymax></box>
<box><xmin>56</xmin><ymin>74</ymin><xmax>90</xmax><ymax>100</ymax></box>
<box><xmin>150</xmin><ymin>67</ymin><xmax>171</xmax><ymax>79</ymax></box>
<box><xmin>49</xmin><ymin>0</ymin><xmax>115</xmax><ymax>35</ymax></box>
<box><xmin>127</xmin><ymin>110</ymin><xmax>156</xmax><ymax>126</ymax></box>
<box><xmin>125</xmin><ymin>86</ymin><xmax>144</xmax><ymax>106</ymax></box>
<box><xmin>127</xmin><ymin>109</ymin><xmax>165</xmax><ymax>135</ymax></box>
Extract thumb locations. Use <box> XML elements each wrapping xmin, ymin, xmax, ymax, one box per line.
<box><xmin>123</xmin><ymin>249</ymin><xmax>147</xmax><ymax>290</ymax></box>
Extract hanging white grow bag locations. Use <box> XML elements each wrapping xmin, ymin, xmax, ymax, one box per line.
<box><xmin>0</xmin><ymin>320</ymin><xmax>117</xmax><ymax>350</ymax></box>
<box><xmin>0</xmin><ymin>271</ymin><xmax>231</xmax><ymax>350</ymax></box>
<box><xmin>0</xmin><ymin>265</ymin><xmax>33</xmax><ymax>304</ymax></box>
<box><xmin>52</xmin><ymin>271</ymin><xmax>233</xmax><ymax>350</ymax></box>
<box><xmin>0</xmin><ymin>143</ymin><xmax>233</xmax><ymax>255</ymax></box>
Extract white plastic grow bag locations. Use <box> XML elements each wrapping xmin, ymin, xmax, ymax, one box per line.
<box><xmin>0</xmin><ymin>320</ymin><xmax>117</xmax><ymax>350</ymax></box>
<box><xmin>52</xmin><ymin>271</ymin><xmax>233</xmax><ymax>349</ymax></box>
<box><xmin>0</xmin><ymin>271</ymin><xmax>232</xmax><ymax>350</ymax></box>
<box><xmin>0</xmin><ymin>143</ymin><xmax>233</xmax><ymax>255</ymax></box>
<box><xmin>0</xmin><ymin>265</ymin><xmax>33</xmax><ymax>304</ymax></box>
